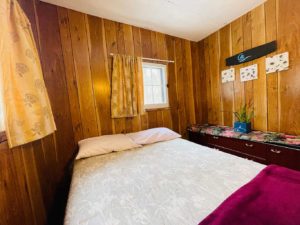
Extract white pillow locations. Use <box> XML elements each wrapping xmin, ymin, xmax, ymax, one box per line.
<box><xmin>76</xmin><ymin>134</ymin><xmax>141</xmax><ymax>160</ymax></box>
<box><xmin>126</xmin><ymin>127</ymin><xmax>181</xmax><ymax>145</ymax></box>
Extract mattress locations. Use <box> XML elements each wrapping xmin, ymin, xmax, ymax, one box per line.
<box><xmin>64</xmin><ymin>138</ymin><xmax>265</xmax><ymax>225</ymax></box>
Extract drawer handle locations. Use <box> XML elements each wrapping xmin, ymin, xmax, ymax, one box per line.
<box><xmin>245</xmin><ymin>143</ymin><xmax>253</xmax><ymax>148</ymax></box>
<box><xmin>213</xmin><ymin>136</ymin><xmax>219</xmax><ymax>140</ymax></box>
<box><xmin>271</xmin><ymin>149</ymin><xmax>281</xmax><ymax>154</ymax></box>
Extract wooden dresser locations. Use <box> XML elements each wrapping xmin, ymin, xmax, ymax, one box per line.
<box><xmin>188</xmin><ymin>130</ymin><xmax>300</xmax><ymax>171</ymax></box>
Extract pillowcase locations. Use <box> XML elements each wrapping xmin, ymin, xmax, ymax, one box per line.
<box><xmin>76</xmin><ymin>134</ymin><xmax>141</xmax><ymax>160</ymax></box>
<box><xmin>126</xmin><ymin>127</ymin><xmax>181</xmax><ymax>145</ymax></box>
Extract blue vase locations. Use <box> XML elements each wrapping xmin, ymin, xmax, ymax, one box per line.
<box><xmin>234</xmin><ymin>122</ymin><xmax>251</xmax><ymax>133</ymax></box>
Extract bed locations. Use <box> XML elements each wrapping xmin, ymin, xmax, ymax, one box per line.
<box><xmin>64</xmin><ymin>138</ymin><xmax>265</xmax><ymax>225</ymax></box>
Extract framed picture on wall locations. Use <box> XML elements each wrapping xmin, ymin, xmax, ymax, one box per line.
<box><xmin>221</xmin><ymin>68</ymin><xmax>235</xmax><ymax>83</ymax></box>
<box><xmin>240</xmin><ymin>64</ymin><xmax>258</xmax><ymax>82</ymax></box>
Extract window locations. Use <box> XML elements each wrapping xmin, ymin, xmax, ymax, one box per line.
<box><xmin>142</xmin><ymin>62</ymin><xmax>169</xmax><ymax>110</ymax></box>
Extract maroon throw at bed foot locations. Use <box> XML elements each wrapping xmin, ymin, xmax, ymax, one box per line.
<box><xmin>198</xmin><ymin>165</ymin><xmax>300</xmax><ymax>225</ymax></box>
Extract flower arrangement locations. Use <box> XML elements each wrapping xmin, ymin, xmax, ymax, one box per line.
<box><xmin>233</xmin><ymin>104</ymin><xmax>254</xmax><ymax>123</ymax></box>
<box><xmin>233</xmin><ymin>104</ymin><xmax>254</xmax><ymax>133</ymax></box>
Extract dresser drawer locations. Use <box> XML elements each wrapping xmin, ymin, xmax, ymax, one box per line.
<box><xmin>206</xmin><ymin>135</ymin><xmax>248</xmax><ymax>155</ymax></box>
<box><xmin>266</xmin><ymin>145</ymin><xmax>300</xmax><ymax>170</ymax></box>
<box><xmin>238</xmin><ymin>140</ymin><xmax>267</xmax><ymax>162</ymax></box>
<box><xmin>206</xmin><ymin>135</ymin><xmax>267</xmax><ymax>162</ymax></box>
<box><xmin>187</xmin><ymin>128</ymin><xmax>300</xmax><ymax>169</ymax></box>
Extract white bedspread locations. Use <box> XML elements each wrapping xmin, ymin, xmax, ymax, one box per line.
<box><xmin>64</xmin><ymin>138</ymin><xmax>265</xmax><ymax>225</ymax></box>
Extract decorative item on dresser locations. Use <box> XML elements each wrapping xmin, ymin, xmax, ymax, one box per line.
<box><xmin>233</xmin><ymin>104</ymin><xmax>254</xmax><ymax>133</ymax></box>
<box><xmin>188</xmin><ymin>125</ymin><xmax>300</xmax><ymax>171</ymax></box>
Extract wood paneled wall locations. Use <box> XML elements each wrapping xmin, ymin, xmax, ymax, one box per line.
<box><xmin>0</xmin><ymin>1</ymin><xmax>204</xmax><ymax>225</ymax></box>
<box><xmin>4</xmin><ymin>0</ymin><xmax>300</xmax><ymax>224</ymax></box>
<box><xmin>201</xmin><ymin>0</ymin><xmax>300</xmax><ymax>135</ymax></box>
<box><xmin>57</xmin><ymin>7</ymin><xmax>201</xmax><ymax>141</ymax></box>
<box><xmin>0</xmin><ymin>1</ymin><xmax>77</xmax><ymax>224</ymax></box>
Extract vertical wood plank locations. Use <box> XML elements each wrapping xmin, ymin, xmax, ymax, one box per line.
<box><xmin>57</xmin><ymin>8</ymin><xmax>84</xmax><ymax>143</ymax></box>
<box><xmin>40</xmin><ymin>135</ymin><xmax>58</xmax><ymax>204</ymax></box>
<box><xmin>219</xmin><ymin>25</ymin><xmax>234</xmax><ymax>126</ymax></box>
<box><xmin>265</xmin><ymin>0</ymin><xmax>279</xmax><ymax>132</ymax></box>
<box><xmin>87</xmin><ymin>16</ymin><xmax>113</xmax><ymax>135</ymax></box>
<box><xmin>204</xmin><ymin>38</ymin><xmax>213</xmax><ymax>124</ymax></box>
<box><xmin>278</xmin><ymin>0</ymin><xmax>300</xmax><ymax>134</ymax></box>
<box><xmin>162</xmin><ymin>109</ymin><xmax>173</xmax><ymax>129</ymax></box>
<box><xmin>150</xmin><ymin>31</ymin><xmax>158</xmax><ymax>58</ymax></box>
<box><xmin>198</xmin><ymin>41</ymin><xmax>208</xmax><ymax>123</ymax></box>
<box><xmin>191</xmin><ymin>42</ymin><xmax>201</xmax><ymax>124</ymax></box>
<box><xmin>182</xmin><ymin>40</ymin><xmax>196</xmax><ymax>125</ymax></box>
<box><xmin>242</xmin><ymin>12</ymin><xmax>254</xmax><ymax>125</ymax></box>
<box><xmin>0</xmin><ymin>144</ymin><xmax>28</xmax><ymax>225</ymax></box>
<box><xmin>156</xmin><ymin>110</ymin><xmax>164</xmax><ymax>127</ymax></box>
<box><xmin>31</xmin><ymin>140</ymin><xmax>53</xmax><ymax>212</ymax></box>
<box><xmin>231</xmin><ymin>18</ymin><xmax>245</xmax><ymax>114</ymax></box>
<box><xmin>251</xmin><ymin>5</ymin><xmax>267</xmax><ymax>131</ymax></box>
<box><xmin>140</xmin><ymin>29</ymin><xmax>153</xmax><ymax>58</ymax></box>
<box><xmin>166</xmin><ymin>35</ymin><xmax>179</xmax><ymax>132</ymax></box>
<box><xmin>148</xmin><ymin>111</ymin><xmax>157</xmax><ymax>128</ymax></box>
<box><xmin>175</xmin><ymin>38</ymin><xmax>187</xmax><ymax>136</ymax></box>
<box><xmin>68</xmin><ymin>10</ymin><xmax>99</xmax><ymax>137</ymax></box>
<box><xmin>12</xmin><ymin>147</ymin><xmax>35</xmax><ymax>225</ymax></box>
<box><xmin>156</xmin><ymin>33</ymin><xmax>168</xmax><ymax>60</ymax></box>
<box><xmin>208</xmin><ymin>33</ymin><xmax>221</xmax><ymax>125</ymax></box>
<box><xmin>103</xmin><ymin>20</ymin><xmax>118</xmax><ymax>133</ymax></box>
<box><xmin>21</xmin><ymin>144</ymin><xmax>46</xmax><ymax>225</ymax></box>
<box><xmin>103</xmin><ymin>19</ymin><xmax>117</xmax><ymax>80</ymax></box>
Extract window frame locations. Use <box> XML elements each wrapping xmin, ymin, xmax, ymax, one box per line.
<box><xmin>142</xmin><ymin>62</ymin><xmax>169</xmax><ymax>110</ymax></box>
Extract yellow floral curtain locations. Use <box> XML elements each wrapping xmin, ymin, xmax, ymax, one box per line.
<box><xmin>111</xmin><ymin>55</ymin><xmax>145</xmax><ymax>118</ymax></box>
<box><xmin>0</xmin><ymin>0</ymin><xmax>56</xmax><ymax>148</ymax></box>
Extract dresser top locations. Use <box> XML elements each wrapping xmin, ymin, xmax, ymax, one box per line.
<box><xmin>188</xmin><ymin>124</ymin><xmax>300</xmax><ymax>148</ymax></box>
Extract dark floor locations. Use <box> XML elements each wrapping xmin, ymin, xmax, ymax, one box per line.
<box><xmin>47</xmin><ymin>164</ymin><xmax>73</xmax><ymax>225</ymax></box>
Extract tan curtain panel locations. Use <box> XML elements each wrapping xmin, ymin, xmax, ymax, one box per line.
<box><xmin>111</xmin><ymin>55</ymin><xmax>145</xmax><ymax>118</ymax></box>
<box><xmin>0</xmin><ymin>0</ymin><xmax>56</xmax><ymax>148</ymax></box>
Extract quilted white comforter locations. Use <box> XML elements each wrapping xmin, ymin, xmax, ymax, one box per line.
<box><xmin>64</xmin><ymin>138</ymin><xmax>265</xmax><ymax>225</ymax></box>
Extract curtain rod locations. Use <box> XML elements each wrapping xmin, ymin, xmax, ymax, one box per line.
<box><xmin>109</xmin><ymin>53</ymin><xmax>175</xmax><ymax>64</ymax></box>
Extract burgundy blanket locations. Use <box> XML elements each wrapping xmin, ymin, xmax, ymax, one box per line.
<box><xmin>199</xmin><ymin>165</ymin><xmax>300</xmax><ymax>225</ymax></box>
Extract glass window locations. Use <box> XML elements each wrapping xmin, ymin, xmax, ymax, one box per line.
<box><xmin>142</xmin><ymin>62</ymin><xmax>169</xmax><ymax>109</ymax></box>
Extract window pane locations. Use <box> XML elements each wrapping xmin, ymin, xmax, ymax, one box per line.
<box><xmin>144</xmin><ymin>86</ymin><xmax>153</xmax><ymax>104</ymax></box>
<box><xmin>143</xmin><ymin>68</ymin><xmax>152</xmax><ymax>85</ymax></box>
<box><xmin>151</xmin><ymin>68</ymin><xmax>162</xmax><ymax>85</ymax></box>
<box><xmin>152</xmin><ymin>86</ymin><xmax>163</xmax><ymax>104</ymax></box>
<box><xmin>142</xmin><ymin>62</ymin><xmax>169</xmax><ymax>109</ymax></box>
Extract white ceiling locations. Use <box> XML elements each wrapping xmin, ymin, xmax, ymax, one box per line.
<box><xmin>41</xmin><ymin>0</ymin><xmax>266</xmax><ymax>41</ymax></box>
